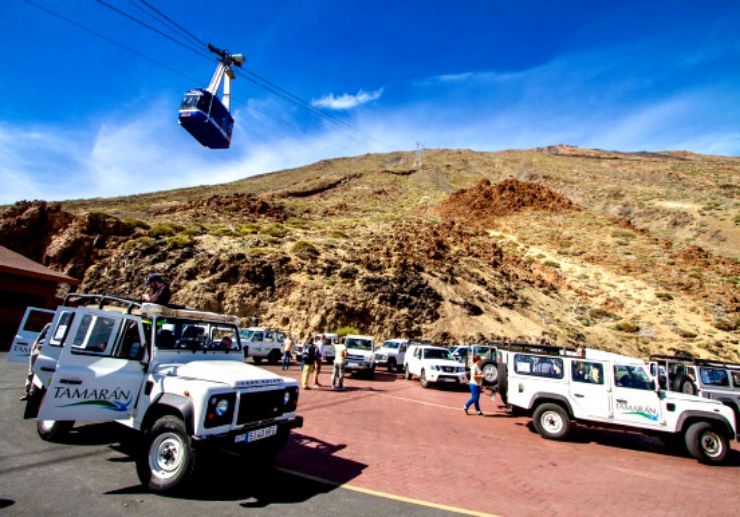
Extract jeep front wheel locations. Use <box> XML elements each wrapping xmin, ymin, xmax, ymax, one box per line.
<box><xmin>267</xmin><ymin>349</ymin><xmax>282</xmax><ymax>365</ymax></box>
<box><xmin>137</xmin><ymin>415</ymin><xmax>197</xmax><ymax>493</ymax></box>
<box><xmin>404</xmin><ymin>365</ymin><xmax>412</xmax><ymax>380</ymax></box>
<box><xmin>37</xmin><ymin>419</ymin><xmax>74</xmax><ymax>442</ymax></box>
<box><xmin>685</xmin><ymin>421</ymin><xmax>729</xmax><ymax>464</ymax></box>
<box><xmin>387</xmin><ymin>358</ymin><xmax>396</xmax><ymax>373</ymax></box>
<box><xmin>533</xmin><ymin>403</ymin><xmax>571</xmax><ymax>440</ymax></box>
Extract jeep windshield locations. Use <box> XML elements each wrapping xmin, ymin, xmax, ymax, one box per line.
<box><xmin>155</xmin><ymin>317</ymin><xmax>241</xmax><ymax>352</ymax></box>
<box><xmin>423</xmin><ymin>348</ymin><xmax>452</xmax><ymax>360</ymax></box>
<box><xmin>382</xmin><ymin>341</ymin><xmax>400</xmax><ymax>349</ymax></box>
<box><xmin>345</xmin><ymin>338</ymin><xmax>372</xmax><ymax>350</ymax></box>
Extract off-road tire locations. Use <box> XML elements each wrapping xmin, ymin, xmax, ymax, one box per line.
<box><xmin>387</xmin><ymin>358</ymin><xmax>396</xmax><ymax>373</ymax></box>
<box><xmin>404</xmin><ymin>365</ymin><xmax>412</xmax><ymax>380</ymax></box>
<box><xmin>497</xmin><ymin>363</ymin><xmax>508</xmax><ymax>403</ymax></box>
<box><xmin>136</xmin><ymin>415</ymin><xmax>198</xmax><ymax>493</ymax></box>
<box><xmin>482</xmin><ymin>362</ymin><xmax>498</xmax><ymax>386</ymax></box>
<box><xmin>37</xmin><ymin>419</ymin><xmax>74</xmax><ymax>442</ymax></box>
<box><xmin>672</xmin><ymin>375</ymin><xmax>697</xmax><ymax>395</ymax></box>
<box><xmin>367</xmin><ymin>365</ymin><xmax>375</xmax><ymax>379</ymax></box>
<box><xmin>252</xmin><ymin>357</ymin><xmax>263</xmax><ymax>364</ymax></box>
<box><xmin>420</xmin><ymin>369</ymin><xmax>430</xmax><ymax>389</ymax></box>
<box><xmin>684</xmin><ymin>421</ymin><xmax>729</xmax><ymax>465</ymax></box>
<box><xmin>267</xmin><ymin>349</ymin><xmax>282</xmax><ymax>365</ymax></box>
<box><xmin>532</xmin><ymin>403</ymin><xmax>571</xmax><ymax>440</ymax></box>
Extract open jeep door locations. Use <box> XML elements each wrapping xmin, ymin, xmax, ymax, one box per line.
<box><xmin>7</xmin><ymin>307</ymin><xmax>55</xmax><ymax>363</ymax></box>
<box><xmin>38</xmin><ymin>307</ymin><xmax>147</xmax><ymax>422</ymax></box>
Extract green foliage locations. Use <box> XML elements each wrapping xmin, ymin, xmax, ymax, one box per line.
<box><xmin>613</xmin><ymin>321</ymin><xmax>640</xmax><ymax>333</ymax></box>
<box><xmin>612</xmin><ymin>230</ymin><xmax>636</xmax><ymax>240</ymax></box>
<box><xmin>734</xmin><ymin>214</ymin><xmax>740</xmax><ymax>225</ymax></box>
<box><xmin>149</xmin><ymin>222</ymin><xmax>182</xmax><ymax>237</ymax></box>
<box><xmin>292</xmin><ymin>240</ymin><xmax>319</xmax><ymax>258</ymax></box>
<box><xmin>237</xmin><ymin>222</ymin><xmax>259</xmax><ymax>235</ymax></box>
<box><xmin>588</xmin><ymin>308</ymin><xmax>616</xmax><ymax>320</ymax></box>
<box><xmin>261</xmin><ymin>223</ymin><xmax>288</xmax><ymax>238</ymax></box>
<box><xmin>181</xmin><ymin>223</ymin><xmax>206</xmax><ymax>236</ymax></box>
<box><xmin>122</xmin><ymin>218</ymin><xmax>150</xmax><ymax>231</ymax></box>
<box><xmin>655</xmin><ymin>292</ymin><xmax>674</xmax><ymax>301</ymax></box>
<box><xmin>205</xmin><ymin>224</ymin><xmax>236</xmax><ymax>237</ymax></box>
<box><xmin>543</xmin><ymin>260</ymin><xmax>560</xmax><ymax>269</ymax></box>
<box><xmin>166</xmin><ymin>233</ymin><xmax>194</xmax><ymax>249</ymax></box>
<box><xmin>330</xmin><ymin>229</ymin><xmax>349</xmax><ymax>239</ymax></box>
<box><xmin>122</xmin><ymin>236</ymin><xmax>155</xmax><ymax>250</ymax></box>
<box><xmin>334</xmin><ymin>326</ymin><xmax>359</xmax><ymax>337</ymax></box>
<box><xmin>286</xmin><ymin>217</ymin><xmax>309</xmax><ymax>229</ymax></box>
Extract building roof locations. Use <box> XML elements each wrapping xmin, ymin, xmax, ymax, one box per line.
<box><xmin>0</xmin><ymin>246</ymin><xmax>79</xmax><ymax>285</ymax></box>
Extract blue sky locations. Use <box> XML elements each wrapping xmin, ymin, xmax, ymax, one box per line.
<box><xmin>1</xmin><ymin>0</ymin><xmax>739</xmax><ymax>203</ymax></box>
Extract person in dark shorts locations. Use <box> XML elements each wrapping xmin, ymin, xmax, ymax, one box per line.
<box><xmin>143</xmin><ymin>273</ymin><xmax>171</xmax><ymax>305</ymax></box>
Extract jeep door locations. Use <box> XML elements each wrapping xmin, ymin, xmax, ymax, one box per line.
<box><xmin>32</xmin><ymin>308</ymin><xmax>78</xmax><ymax>387</ymax></box>
<box><xmin>38</xmin><ymin>308</ymin><xmax>147</xmax><ymax>422</ymax></box>
<box><xmin>7</xmin><ymin>307</ymin><xmax>55</xmax><ymax>363</ymax></box>
<box><xmin>611</xmin><ymin>364</ymin><xmax>662</xmax><ymax>428</ymax></box>
<box><xmin>569</xmin><ymin>360</ymin><xmax>610</xmax><ymax>420</ymax></box>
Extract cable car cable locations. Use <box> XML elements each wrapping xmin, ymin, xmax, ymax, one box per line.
<box><xmin>137</xmin><ymin>0</ymin><xmax>208</xmax><ymax>48</ymax></box>
<box><xmin>24</xmin><ymin>0</ymin><xmax>202</xmax><ymax>84</ymax></box>
<box><xmin>95</xmin><ymin>0</ymin><xmax>213</xmax><ymax>62</ymax></box>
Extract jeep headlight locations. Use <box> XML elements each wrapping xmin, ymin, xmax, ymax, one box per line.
<box><xmin>283</xmin><ymin>391</ymin><xmax>291</xmax><ymax>405</ymax></box>
<box><xmin>215</xmin><ymin>399</ymin><xmax>229</xmax><ymax>417</ymax></box>
<box><xmin>431</xmin><ymin>365</ymin><xmax>441</xmax><ymax>372</ymax></box>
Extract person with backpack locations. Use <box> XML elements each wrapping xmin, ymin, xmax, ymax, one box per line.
<box><xmin>301</xmin><ymin>335</ymin><xmax>318</xmax><ymax>390</ymax></box>
<box><xmin>313</xmin><ymin>335</ymin><xmax>326</xmax><ymax>387</ymax></box>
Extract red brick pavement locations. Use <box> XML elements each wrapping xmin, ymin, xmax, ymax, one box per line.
<box><xmin>270</xmin><ymin>364</ymin><xmax>740</xmax><ymax>516</ymax></box>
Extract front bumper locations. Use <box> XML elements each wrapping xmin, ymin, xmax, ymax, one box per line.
<box><xmin>345</xmin><ymin>360</ymin><xmax>374</xmax><ymax>371</ymax></box>
<box><xmin>428</xmin><ymin>371</ymin><xmax>467</xmax><ymax>384</ymax></box>
<box><xmin>194</xmin><ymin>415</ymin><xmax>303</xmax><ymax>447</ymax></box>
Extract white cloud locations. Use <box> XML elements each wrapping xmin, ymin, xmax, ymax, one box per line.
<box><xmin>311</xmin><ymin>88</ymin><xmax>383</xmax><ymax>110</ymax></box>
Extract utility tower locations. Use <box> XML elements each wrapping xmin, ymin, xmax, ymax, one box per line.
<box><xmin>413</xmin><ymin>142</ymin><xmax>424</xmax><ymax>168</ymax></box>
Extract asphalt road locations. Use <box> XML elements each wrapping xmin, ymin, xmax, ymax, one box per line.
<box><xmin>0</xmin><ymin>355</ymin><xmax>456</xmax><ymax>517</ymax></box>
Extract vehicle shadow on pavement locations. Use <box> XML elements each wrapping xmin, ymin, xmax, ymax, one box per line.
<box><xmin>103</xmin><ymin>432</ymin><xmax>366</xmax><ymax>504</ymax></box>
<box><xmin>519</xmin><ymin>421</ymin><xmax>740</xmax><ymax>466</ymax></box>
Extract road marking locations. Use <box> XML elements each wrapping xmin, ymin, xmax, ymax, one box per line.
<box><xmin>375</xmin><ymin>393</ymin><xmax>464</xmax><ymax>411</ymax></box>
<box><xmin>274</xmin><ymin>466</ymin><xmax>498</xmax><ymax>517</ymax></box>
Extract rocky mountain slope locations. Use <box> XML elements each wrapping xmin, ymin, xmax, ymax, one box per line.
<box><xmin>2</xmin><ymin>145</ymin><xmax>738</xmax><ymax>360</ymax></box>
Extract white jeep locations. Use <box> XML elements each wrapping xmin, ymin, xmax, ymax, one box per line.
<box><xmin>404</xmin><ymin>345</ymin><xmax>467</xmax><ymax>388</ymax></box>
<box><xmin>499</xmin><ymin>344</ymin><xmax>738</xmax><ymax>464</ymax></box>
<box><xmin>24</xmin><ymin>294</ymin><xmax>302</xmax><ymax>492</ymax></box>
<box><xmin>343</xmin><ymin>335</ymin><xmax>376</xmax><ymax>378</ymax></box>
<box><xmin>7</xmin><ymin>306</ymin><xmax>55</xmax><ymax>363</ymax></box>
<box><xmin>374</xmin><ymin>339</ymin><xmax>408</xmax><ymax>372</ymax></box>
<box><xmin>239</xmin><ymin>327</ymin><xmax>286</xmax><ymax>365</ymax></box>
<box><xmin>648</xmin><ymin>354</ymin><xmax>740</xmax><ymax>427</ymax></box>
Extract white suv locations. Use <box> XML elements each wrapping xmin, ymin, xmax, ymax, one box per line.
<box><xmin>374</xmin><ymin>339</ymin><xmax>408</xmax><ymax>372</ymax></box>
<box><xmin>404</xmin><ymin>345</ymin><xmax>467</xmax><ymax>388</ymax></box>
<box><xmin>239</xmin><ymin>327</ymin><xmax>286</xmax><ymax>364</ymax></box>
<box><xmin>343</xmin><ymin>335</ymin><xmax>376</xmax><ymax>378</ymax></box>
<box><xmin>24</xmin><ymin>294</ymin><xmax>302</xmax><ymax>492</ymax></box>
<box><xmin>499</xmin><ymin>344</ymin><xmax>738</xmax><ymax>464</ymax></box>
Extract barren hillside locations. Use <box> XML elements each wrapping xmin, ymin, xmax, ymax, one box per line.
<box><xmin>2</xmin><ymin>146</ymin><xmax>738</xmax><ymax>360</ymax></box>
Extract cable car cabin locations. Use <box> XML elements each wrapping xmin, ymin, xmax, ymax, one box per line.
<box><xmin>178</xmin><ymin>89</ymin><xmax>234</xmax><ymax>149</ymax></box>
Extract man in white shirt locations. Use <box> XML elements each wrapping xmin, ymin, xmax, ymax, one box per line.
<box><xmin>332</xmin><ymin>338</ymin><xmax>347</xmax><ymax>391</ymax></box>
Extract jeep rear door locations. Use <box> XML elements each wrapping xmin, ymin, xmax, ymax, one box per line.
<box><xmin>569</xmin><ymin>360</ymin><xmax>610</xmax><ymax>420</ymax></box>
<box><xmin>7</xmin><ymin>307</ymin><xmax>55</xmax><ymax>363</ymax></box>
<box><xmin>38</xmin><ymin>308</ymin><xmax>146</xmax><ymax>422</ymax></box>
<box><xmin>32</xmin><ymin>308</ymin><xmax>77</xmax><ymax>387</ymax></box>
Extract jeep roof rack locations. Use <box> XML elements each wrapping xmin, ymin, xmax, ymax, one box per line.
<box><xmin>63</xmin><ymin>293</ymin><xmax>142</xmax><ymax>314</ymax></box>
<box><xmin>650</xmin><ymin>353</ymin><xmax>740</xmax><ymax>370</ymax></box>
<box><xmin>500</xmin><ymin>342</ymin><xmax>579</xmax><ymax>356</ymax></box>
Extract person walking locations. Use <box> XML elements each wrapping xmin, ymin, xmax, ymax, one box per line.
<box><xmin>331</xmin><ymin>337</ymin><xmax>347</xmax><ymax>391</ymax></box>
<box><xmin>282</xmin><ymin>334</ymin><xmax>294</xmax><ymax>370</ymax></box>
<box><xmin>464</xmin><ymin>355</ymin><xmax>484</xmax><ymax>415</ymax></box>
<box><xmin>301</xmin><ymin>336</ymin><xmax>317</xmax><ymax>390</ymax></box>
<box><xmin>313</xmin><ymin>335</ymin><xmax>325</xmax><ymax>387</ymax></box>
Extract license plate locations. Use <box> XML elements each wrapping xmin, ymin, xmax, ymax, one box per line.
<box><xmin>440</xmin><ymin>378</ymin><xmax>455</xmax><ymax>383</ymax></box>
<box><xmin>235</xmin><ymin>425</ymin><xmax>277</xmax><ymax>443</ymax></box>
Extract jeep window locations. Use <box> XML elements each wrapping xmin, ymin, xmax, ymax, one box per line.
<box><xmin>24</xmin><ymin>310</ymin><xmax>54</xmax><ymax>332</ymax></box>
<box><xmin>383</xmin><ymin>341</ymin><xmax>400</xmax><ymax>350</ymax></box>
<box><xmin>699</xmin><ymin>367</ymin><xmax>730</xmax><ymax>388</ymax></box>
<box><xmin>514</xmin><ymin>354</ymin><xmax>564</xmax><ymax>379</ymax></box>
<box><xmin>572</xmin><ymin>360</ymin><xmax>604</xmax><ymax>385</ymax></box>
<box><xmin>211</xmin><ymin>325</ymin><xmax>240</xmax><ymax>351</ymax></box>
<box><xmin>423</xmin><ymin>348</ymin><xmax>452</xmax><ymax>360</ymax></box>
<box><xmin>277</xmin><ymin>332</ymin><xmax>287</xmax><ymax>342</ymax></box>
<box><xmin>71</xmin><ymin>314</ymin><xmax>117</xmax><ymax>355</ymax></box>
<box><xmin>154</xmin><ymin>317</ymin><xmax>241</xmax><ymax>352</ymax></box>
<box><xmin>251</xmin><ymin>331</ymin><xmax>264</xmax><ymax>342</ymax></box>
<box><xmin>116</xmin><ymin>319</ymin><xmax>146</xmax><ymax>360</ymax></box>
<box><xmin>414</xmin><ymin>347</ymin><xmax>421</xmax><ymax>359</ymax></box>
<box><xmin>264</xmin><ymin>332</ymin><xmax>275</xmax><ymax>342</ymax></box>
<box><xmin>731</xmin><ymin>371</ymin><xmax>740</xmax><ymax>388</ymax></box>
<box><xmin>49</xmin><ymin>311</ymin><xmax>75</xmax><ymax>347</ymax></box>
<box><xmin>239</xmin><ymin>329</ymin><xmax>254</xmax><ymax>341</ymax></box>
<box><xmin>345</xmin><ymin>338</ymin><xmax>372</xmax><ymax>350</ymax></box>
<box><xmin>614</xmin><ymin>365</ymin><xmax>652</xmax><ymax>390</ymax></box>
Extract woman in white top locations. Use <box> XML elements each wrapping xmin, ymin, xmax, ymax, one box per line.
<box><xmin>464</xmin><ymin>355</ymin><xmax>484</xmax><ymax>415</ymax></box>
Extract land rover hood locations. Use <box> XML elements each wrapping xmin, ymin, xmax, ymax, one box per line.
<box><xmin>427</xmin><ymin>359</ymin><xmax>464</xmax><ymax>369</ymax></box>
<box><xmin>157</xmin><ymin>360</ymin><xmax>286</xmax><ymax>387</ymax></box>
